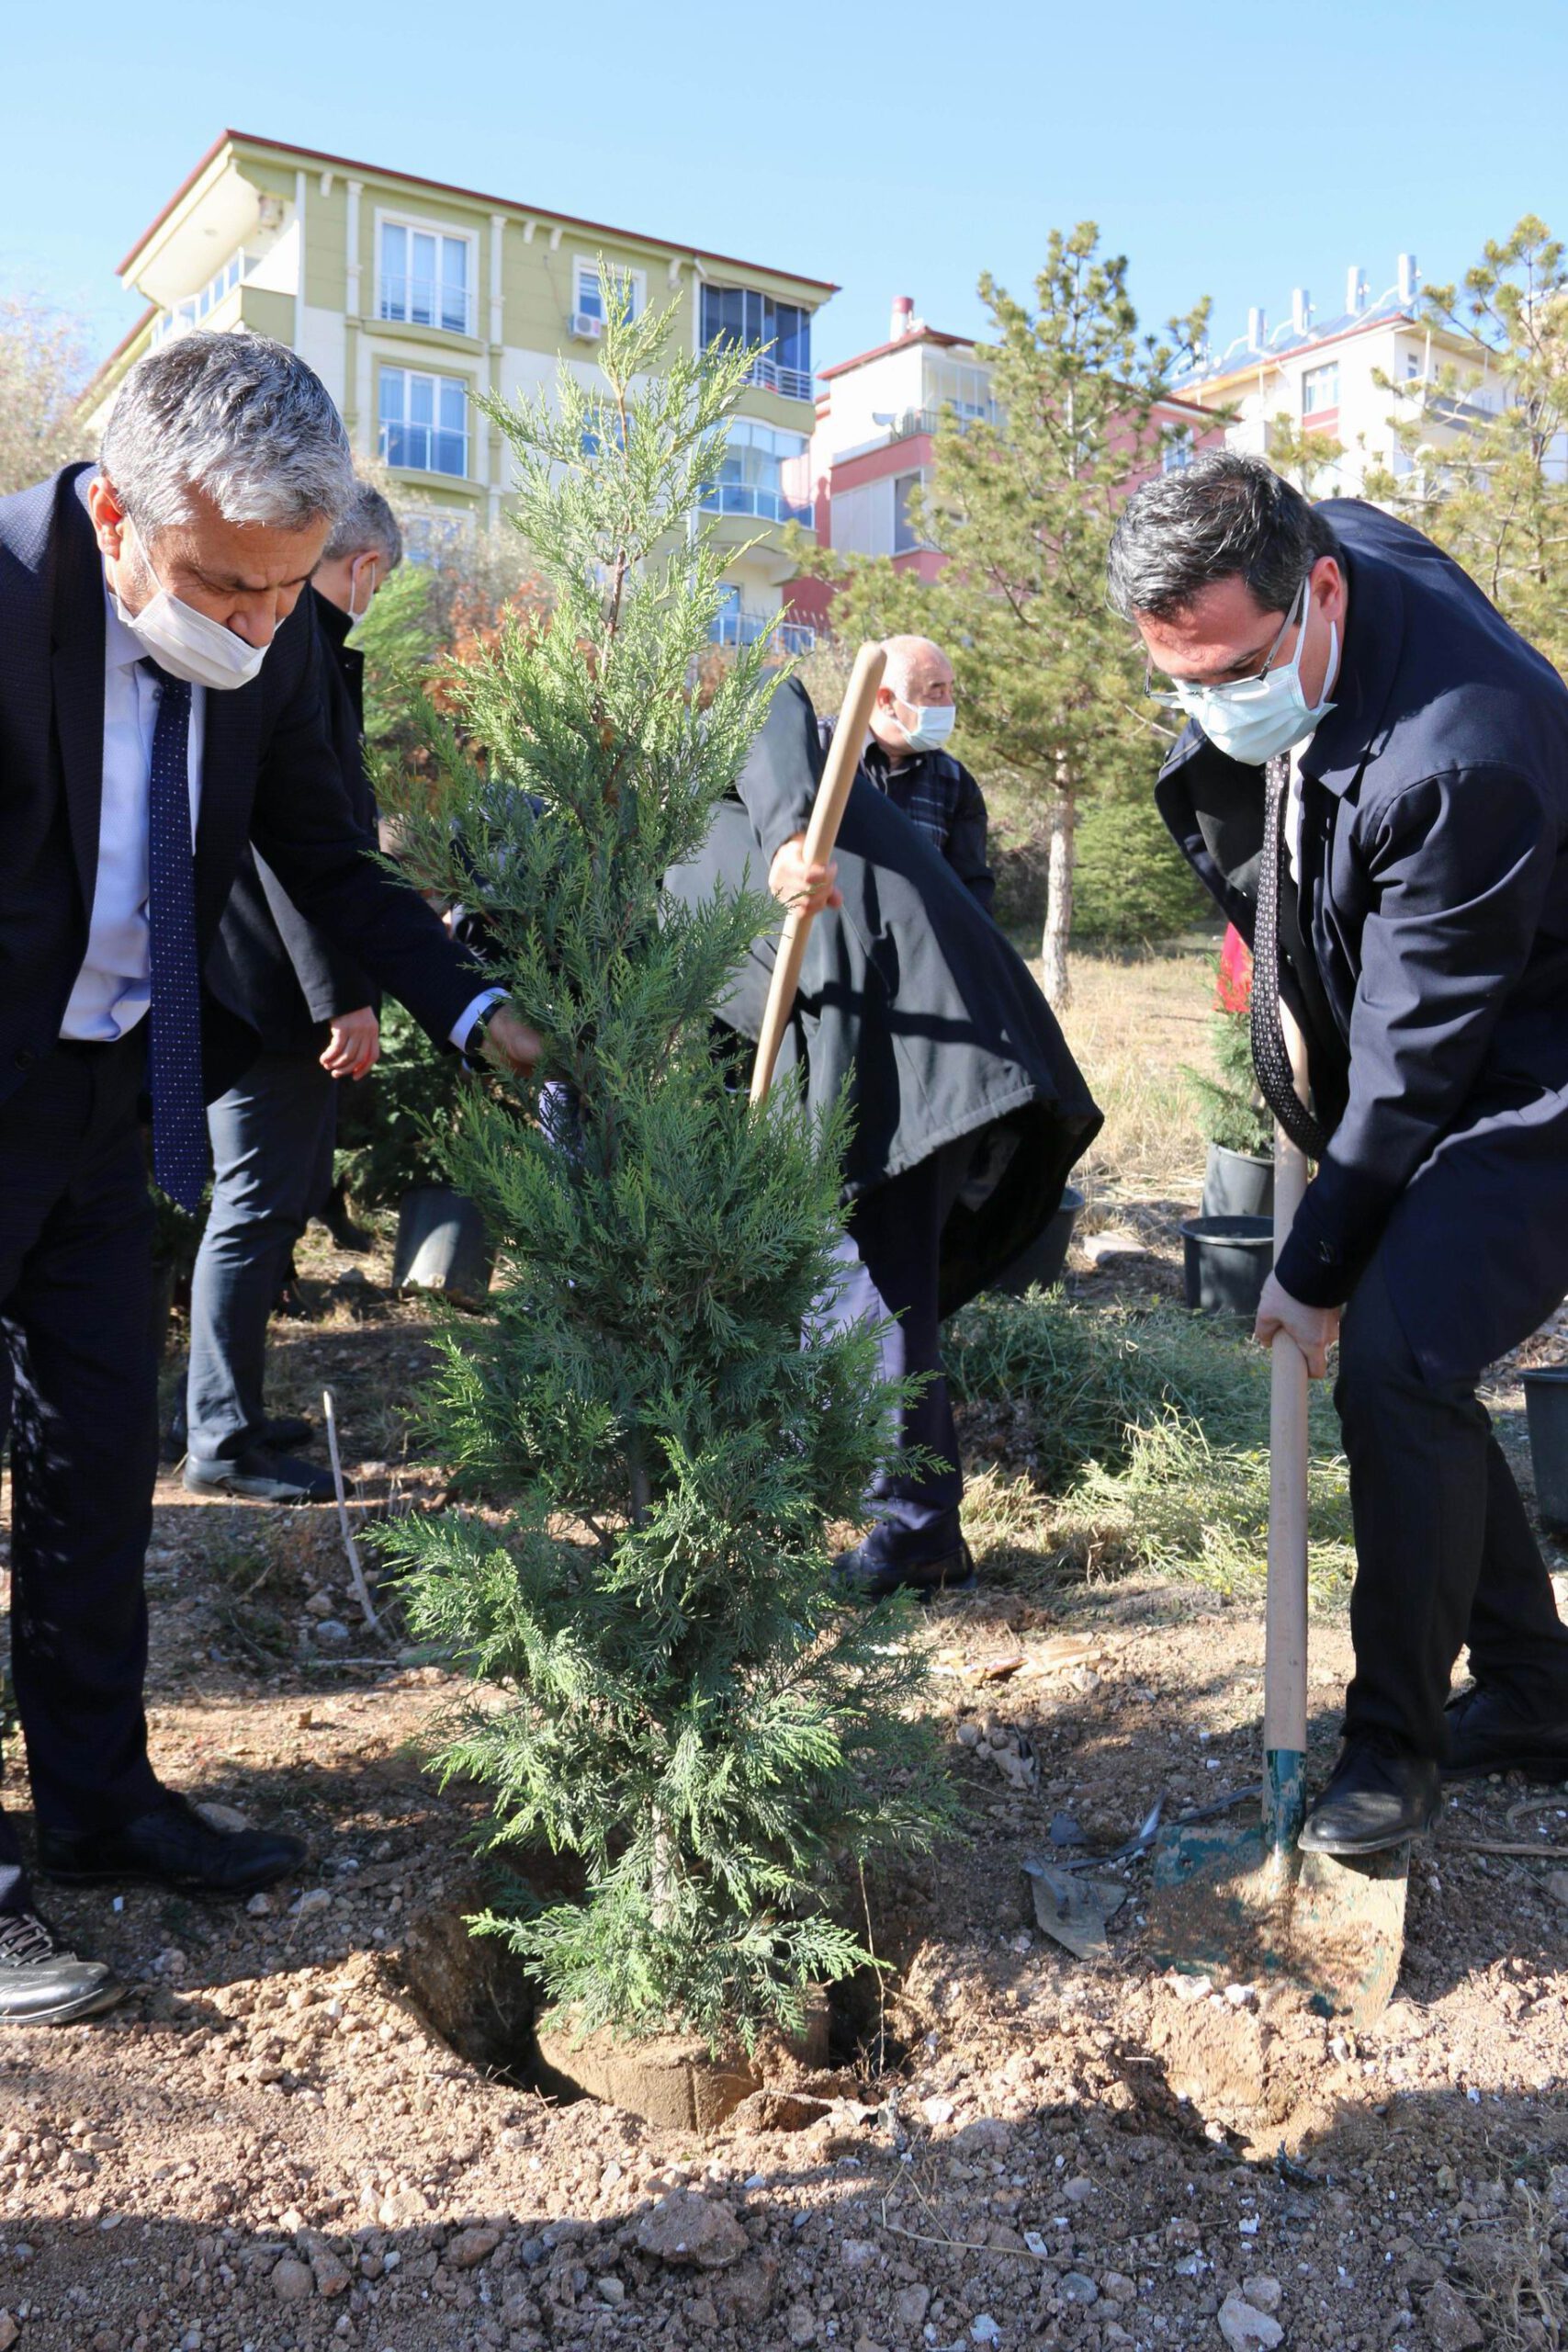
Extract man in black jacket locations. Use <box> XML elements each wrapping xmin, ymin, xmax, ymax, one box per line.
<box><xmin>1110</xmin><ymin>452</ymin><xmax>1568</xmax><ymax>1858</ymax></box>
<box><xmin>184</xmin><ymin>484</ymin><xmax>401</xmax><ymax>1503</ymax></box>
<box><xmin>0</xmin><ymin>333</ymin><xmax>537</xmax><ymax>2023</ymax></box>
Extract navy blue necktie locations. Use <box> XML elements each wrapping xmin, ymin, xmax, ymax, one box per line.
<box><xmin>142</xmin><ymin>660</ymin><xmax>208</xmax><ymax>1211</ymax></box>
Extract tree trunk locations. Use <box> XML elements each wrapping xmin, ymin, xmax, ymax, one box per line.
<box><xmin>1040</xmin><ymin>793</ymin><xmax>1076</xmax><ymax>1012</ymax></box>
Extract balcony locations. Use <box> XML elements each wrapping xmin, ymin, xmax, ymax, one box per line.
<box><xmin>152</xmin><ymin>249</ymin><xmax>263</xmax><ymax>345</ymax></box>
<box><xmin>710</xmin><ymin>607</ymin><xmax>817</xmax><ymax>655</ymax></box>
<box><xmin>699</xmin><ymin>482</ymin><xmax>814</xmax><ymax>529</ymax></box>
<box><xmin>739</xmin><ymin>354</ymin><xmax>815</xmax><ymax>403</ymax></box>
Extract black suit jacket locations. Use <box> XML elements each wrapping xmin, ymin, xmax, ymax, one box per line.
<box><xmin>1157</xmin><ymin>497</ymin><xmax>1568</xmax><ymax>1380</ymax></box>
<box><xmin>666</xmin><ymin>678</ymin><xmax>1101</xmax><ymax>1316</ymax></box>
<box><xmin>0</xmin><ymin>466</ymin><xmax>479</xmax><ymax>1103</ymax></box>
<box><xmin>217</xmin><ymin>587</ymin><xmax>378</xmax><ymax>1057</ymax></box>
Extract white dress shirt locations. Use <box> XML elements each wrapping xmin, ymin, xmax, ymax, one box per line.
<box><xmin>60</xmin><ymin>594</ymin><xmax>205</xmax><ymax>1041</ymax></box>
<box><xmin>62</xmin><ymin>555</ymin><xmax>500</xmax><ymax>1053</ymax></box>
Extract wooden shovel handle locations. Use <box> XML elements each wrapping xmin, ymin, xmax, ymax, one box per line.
<box><xmin>1263</xmin><ymin>1004</ymin><xmax>1312</xmax><ymax>1765</ymax></box>
<box><xmin>749</xmin><ymin>642</ymin><xmax>886</xmax><ymax>1107</ymax></box>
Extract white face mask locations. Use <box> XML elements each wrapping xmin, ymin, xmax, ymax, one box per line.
<box><xmin>114</xmin><ymin>523</ymin><xmax>269</xmax><ymax>692</ymax></box>
<box><xmin>1174</xmin><ymin>577</ymin><xmax>1336</xmax><ymax>766</ymax></box>
<box><xmin>895</xmin><ymin>697</ymin><xmax>957</xmax><ymax>754</ymax></box>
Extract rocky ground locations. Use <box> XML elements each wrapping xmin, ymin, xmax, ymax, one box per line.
<box><xmin>1</xmin><ymin>1217</ymin><xmax>1566</xmax><ymax>2352</ymax></box>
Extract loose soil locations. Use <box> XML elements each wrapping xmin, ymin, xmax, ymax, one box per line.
<box><xmin>3</xmin><ymin>1086</ymin><xmax>1567</xmax><ymax>2350</ymax></box>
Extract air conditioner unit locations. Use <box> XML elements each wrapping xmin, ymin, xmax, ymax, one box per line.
<box><xmin>569</xmin><ymin>311</ymin><xmax>604</xmax><ymax>341</ymax></box>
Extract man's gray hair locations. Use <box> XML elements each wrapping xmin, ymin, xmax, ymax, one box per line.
<box><xmin>322</xmin><ymin>482</ymin><xmax>403</xmax><ymax>570</ymax></box>
<box><xmin>1107</xmin><ymin>451</ymin><xmax>1342</xmax><ymax>623</ymax></box>
<box><xmin>99</xmin><ymin>331</ymin><xmax>356</xmax><ymax>538</ymax></box>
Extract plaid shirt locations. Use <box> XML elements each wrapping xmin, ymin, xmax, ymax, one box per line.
<box><xmin>818</xmin><ymin>719</ymin><xmax>996</xmax><ymax>915</ymax></box>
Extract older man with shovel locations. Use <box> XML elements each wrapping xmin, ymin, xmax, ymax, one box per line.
<box><xmin>1111</xmin><ymin>451</ymin><xmax>1568</xmax><ymax>1860</ymax></box>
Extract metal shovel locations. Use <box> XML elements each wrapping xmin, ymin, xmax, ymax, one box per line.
<box><xmin>1149</xmin><ymin>1008</ymin><xmax>1411</xmax><ymax>2024</ymax></box>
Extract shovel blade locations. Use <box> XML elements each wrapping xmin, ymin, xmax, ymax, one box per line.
<box><xmin>1149</xmin><ymin>1819</ymin><xmax>1409</xmax><ymax>2027</ymax></box>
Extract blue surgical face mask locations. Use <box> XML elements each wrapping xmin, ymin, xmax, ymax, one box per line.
<box><xmin>896</xmin><ymin>698</ymin><xmax>957</xmax><ymax>754</ymax></box>
<box><xmin>1174</xmin><ymin>578</ymin><xmax>1337</xmax><ymax>766</ymax></box>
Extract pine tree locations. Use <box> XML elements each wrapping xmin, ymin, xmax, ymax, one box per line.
<box><xmin>1366</xmin><ymin>216</ymin><xmax>1568</xmax><ymax>677</ymax></box>
<box><xmin>375</xmin><ymin>290</ymin><xmax>950</xmax><ymax>2052</ymax></box>
<box><xmin>795</xmin><ymin>227</ymin><xmax>1209</xmax><ymax>1008</ymax></box>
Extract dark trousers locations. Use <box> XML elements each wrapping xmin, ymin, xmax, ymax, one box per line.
<box><xmin>1337</xmin><ymin>1248</ymin><xmax>1568</xmax><ymax>1760</ymax></box>
<box><xmin>186</xmin><ymin>1050</ymin><xmax>336</xmax><ymax>1464</ymax></box>
<box><xmin>820</xmin><ymin>1147</ymin><xmax>967</xmax><ymax>1563</ymax></box>
<box><xmin>0</xmin><ymin>1033</ymin><xmax>164</xmax><ymax>1915</ymax></box>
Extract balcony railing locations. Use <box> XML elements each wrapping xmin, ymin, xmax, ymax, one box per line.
<box><xmin>890</xmin><ymin>401</ymin><xmax>1002</xmax><ymax>440</ymax></box>
<box><xmin>739</xmin><ymin>354</ymin><xmax>815</xmax><ymax>402</ymax></box>
<box><xmin>710</xmin><ymin>608</ymin><xmax>817</xmax><ymax>655</ymax></box>
<box><xmin>698</xmin><ymin>482</ymin><xmax>814</xmax><ymax>528</ymax></box>
<box><xmin>378</xmin><ymin>275</ymin><xmax>475</xmax><ymax>337</ymax></box>
<box><xmin>152</xmin><ymin>249</ymin><xmax>262</xmax><ymax>345</ymax></box>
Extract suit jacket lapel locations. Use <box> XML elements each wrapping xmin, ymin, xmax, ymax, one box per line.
<box><xmin>49</xmin><ymin>475</ymin><xmax>107</xmax><ymax>916</ymax></box>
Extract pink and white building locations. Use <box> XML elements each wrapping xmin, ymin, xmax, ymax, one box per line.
<box><xmin>788</xmin><ymin>297</ymin><xmax>1218</xmax><ymax>637</ymax></box>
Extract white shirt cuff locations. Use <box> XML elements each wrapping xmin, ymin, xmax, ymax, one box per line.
<box><xmin>451</xmin><ymin>987</ymin><xmax>507</xmax><ymax>1054</ymax></box>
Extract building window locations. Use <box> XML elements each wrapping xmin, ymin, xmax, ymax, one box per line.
<box><xmin>574</xmin><ymin>258</ymin><xmax>645</xmax><ymax>328</ymax></box>
<box><xmin>1161</xmin><ymin>426</ymin><xmax>1195</xmax><ymax>474</ymax></box>
<box><xmin>700</xmin><ymin>285</ymin><xmax>813</xmax><ymax>401</ymax></box>
<box><xmin>378</xmin><ymin>221</ymin><xmax>473</xmax><ymax>336</ymax></box>
<box><xmin>699</xmin><ymin>419</ymin><xmax>811</xmax><ymax>526</ymax></box>
<box><xmin>1302</xmin><ymin>361</ymin><xmax>1340</xmax><ymax>415</ymax></box>
<box><xmin>893</xmin><ymin>472</ymin><xmax>926</xmax><ymax>554</ymax></box>
<box><xmin>379</xmin><ymin>367</ymin><xmax>468</xmax><ymax>478</ymax></box>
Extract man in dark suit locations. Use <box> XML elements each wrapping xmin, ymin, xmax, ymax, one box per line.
<box><xmin>183</xmin><ymin>483</ymin><xmax>401</xmax><ymax>1502</ymax></box>
<box><xmin>1109</xmin><ymin>452</ymin><xmax>1568</xmax><ymax>1857</ymax></box>
<box><xmin>0</xmin><ymin>332</ymin><xmax>537</xmax><ymax>2022</ymax></box>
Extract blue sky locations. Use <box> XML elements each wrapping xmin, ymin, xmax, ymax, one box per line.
<box><xmin>7</xmin><ymin>0</ymin><xmax>1567</xmax><ymax>375</ymax></box>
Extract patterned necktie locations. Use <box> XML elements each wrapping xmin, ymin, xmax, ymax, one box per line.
<box><xmin>1251</xmin><ymin>751</ymin><xmax>1329</xmax><ymax>1163</ymax></box>
<box><xmin>142</xmin><ymin>660</ymin><xmax>208</xmax><ymax>1211</ymax></box>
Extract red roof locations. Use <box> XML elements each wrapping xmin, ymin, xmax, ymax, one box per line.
<box><xmin>118</xmin><ymin>130</ymin><xmax>839</xmax><ymax>296</ymax></box>
<box><xmin>818</xmin><ymin>323</ymin><xmax>974</xmax><ymax>380</ymax></box>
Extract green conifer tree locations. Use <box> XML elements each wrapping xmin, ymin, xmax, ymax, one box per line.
<box><xmin>791</xmin><ymin>227</ymin><xmax>1211</xmax><ymax>1008</ymax></box>
<box><xmin>376</xmin><ymin>290</ymin><xmax>949</xmax><ymax>2052</ymax></box>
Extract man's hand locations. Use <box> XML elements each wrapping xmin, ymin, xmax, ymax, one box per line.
<box><xmin>768</xmin><ymin>832</ymin><xmax>841</xmax><ymax>916</ymax></box>
<box><xmin>479</xmin><ymin>1004</ymin><xmax>542</xmax><ymax>1079</ymax></box>
<box><xmin>1255</xmin><ymin>1271</ymin><xmax>1341</xmax><ymax>1380</ymax></box>
<box><xmin>320</xmin><ymin>1007</ymin><xmax>379</xmax><ymax>1081</ymax></box>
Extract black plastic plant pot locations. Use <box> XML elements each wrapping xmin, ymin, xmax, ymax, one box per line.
<box><xmin>1523</xmin><ymin>1367</ymin><xmax>1568</xmax><ymax>1533</ymax></box>
<box><xmin>989</xmin><ymin>1185</ymin><xmax>1086</xmax><ymax>1298</ymax></box>
<box><xmin>1201</xmin><ymin>1143</ymin><xmax>1274</xmax><ymax>1222</ymax></box>
<box><xmin>1179</xmin><ymin>1215</ymin><xmax>1274</xmax><ymax>1319</ymax></box>
<box><xmin>392</xmin><ymin>1184</ymin><xmax>495</xmax><ymax>1306</ymax></box>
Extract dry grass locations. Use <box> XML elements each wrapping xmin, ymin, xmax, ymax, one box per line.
<box><xmin>1453</xmin><ymin>2187</ymin><xmax>1567</xmax><ymax>2348</ymax></box>
<box><xmin>1013</xmin><ymin>938</ymin><xmax>1219</xmax><ymax>1217</ymax></box>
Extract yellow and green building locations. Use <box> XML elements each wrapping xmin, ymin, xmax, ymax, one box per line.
<box><xmin>86</xmin><ymin>129</ymin><xmax>834</xmax><ymax>649</ymax></box>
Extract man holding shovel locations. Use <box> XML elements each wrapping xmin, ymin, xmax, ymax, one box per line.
<box><xmin>1110</xmin><ymin>451</ymin><xmax>1568</xmax><ymax>1858</ymax></box>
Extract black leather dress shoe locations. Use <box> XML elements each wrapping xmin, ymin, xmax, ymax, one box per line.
<box><xmin>264</xmin><ymin>1414</ymin><xmax>315</xmax><ymax>1452</ymax></box>
<box><xmin>1299</xmin><ymin>1739</ymin><xmax>1441</xmax><ymax>1857</ymax></box>
<box><xmin>0</xmin><ymin>1910</ymin><xmax>124</xmax><ymax>2024</ymax></box>
<box><xmin>38</xmin><ymin>1792</ymin><xmax>305</xmax><ymax>1897</ymax></box>
<box><xmin>1444</xmin><ymin>1683</ymin><xmax>1568</xmax><ymax>1782</ymax></box>
<box><xmin>833</xmin><ymin>1538</ymin><xmax>978</xmax><ymax>1603</ymax></box>
<box><xmin>184</xmin><ymin>1446</ymin><xmax>334</xmax><ymax>1502</ymax></box>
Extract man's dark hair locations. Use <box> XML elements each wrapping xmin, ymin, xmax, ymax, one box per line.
<box><xmin>1107</xmin><ymin>451</ymin><xmax>1341</xmax><ymax>622</ymax></box>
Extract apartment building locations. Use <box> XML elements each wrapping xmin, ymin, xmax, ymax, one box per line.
<box><xmin>1170</xmin><ymin>254</ymin><xmax>1508</xmax><ymax>490</ymax></box>
<box><xmin>87</xmin><ymin>130</ymin><xmax>833</xmax><ymax>650</ymax></box>
<box><xmin>790</xmin><ymin>296</ymin><xmax>1217</xmax><ymax>634</ymax></box>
